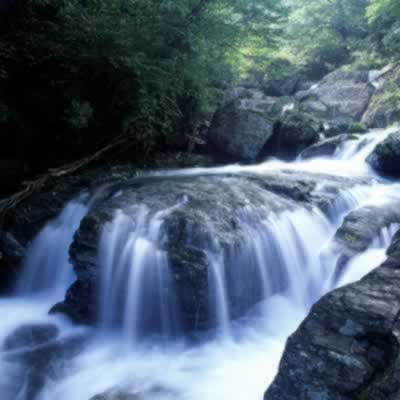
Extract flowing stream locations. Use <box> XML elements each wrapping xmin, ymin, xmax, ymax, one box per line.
<box><xmin>1</xmin><ymin>127</ymin><xmax>400</xmax><ymax>400</ymax></box>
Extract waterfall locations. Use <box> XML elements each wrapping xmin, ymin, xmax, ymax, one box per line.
<box><xmin>1</xmin><ymin>127</ymin><xmax>400</xmax><ymax>400</ymax></box>
<box><xmin>98</xmin><ymin>206</ymin><xmax>181</xmax><ymax>343</ymax></box>
<box><xmin>16</xmin><ymin>193</ymin><xmax>91</xmax><ymax>300</ymax></box>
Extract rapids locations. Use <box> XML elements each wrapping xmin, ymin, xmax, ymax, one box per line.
<box><xmin>1</xmin><ymin>127</ymin><xmax>400</xmax><ymax>400</ymax></box>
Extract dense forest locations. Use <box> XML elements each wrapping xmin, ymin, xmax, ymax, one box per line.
<box><xmin>1</xmin><ymin>0</ymin><xmax>399</xmax><ymax>193</ymax></box>
<box><xmin>2</xmin><ymin>2</ymin><xmax>400</xmax><ymax>400</ymax></box>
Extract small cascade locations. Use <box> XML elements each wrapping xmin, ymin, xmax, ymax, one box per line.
<box><xmin>223</xmin><ymin>207</ymin><xmax>332</xmax><ymax>317</ymax></box>
<box><xmin>98</xmin><ymin>206</ymin><xmax>181</xmax><ymax>343</ymax></box>
<box><xmin>206</xmin><ymin>249</ymin><xmax>230</xmax><ymax>335</ymax></box>
<box><xmin>335</xmin><ymin>128</ymin><xmax>395</xmax><ymax>161</ymax></box>
<box><xmin>336</xmin><ymin>224</ymin><xmax>400</xmax><ymax>288</ymax></box>
<box><xmin>16</xmin><ymin>193</ymin><xmax>91</xmax><ymax>299</ymax></box>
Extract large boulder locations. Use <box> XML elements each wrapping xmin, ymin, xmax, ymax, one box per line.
<box><xmin>264</xmin><ymin>198</ymin><xmax>400</xmax><ymax>400</ymax></box>
<box><xmin>300</xmin><ymin>72</ymin><xmax>374</xmax><ymax>121</ymax></box>
<box><xmin>207</xmin><ymin>98</ymin><xmax>275</xmax><ymax>161</ymax></box>
<box><xmin>332</xmin><ymin>202</ymin><xmax>400</xmax><ymax>279</ymax></box>
<box><xmin>367</xmin><ymin>131</ymin><xmax>400</xmax><ymax>177</ymax></box>
<box><xmin>265</xmin><ymin>112</ymin><xmax>321</xmax><ymax>158</ymax></box>
<box><xmin>265</xmin><ymin>227</ymin><xmax>400</xmax><ymax>400</ymax></box>
<box><xmin>53</xmin><ymin>170</ymin><xmax>368</xmax><ymax>332</ymax></box>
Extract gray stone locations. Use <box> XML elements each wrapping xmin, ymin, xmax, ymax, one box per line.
<box><xmin>367</xmin><ymin>131</ymin><xmax>400</xmax><ymax>177</ymax></box>
<box><xmin>3</xmin><ymin>323</ymin><xmax>59</xmax><ymax>351</ymax></box>
<box><xmin>54</xmin><ymin>169</ymin><xmax>369</xmax><ymax>331</ymax></box>
<box><xmin>207</xmin><ymin>99</ymin><xmax>275</xmax><ymax>161</ymax></box>
<box><xmin>264</xmin><ymin>220</ymin><xmax>400</xmax><ymax>400</ymax></box>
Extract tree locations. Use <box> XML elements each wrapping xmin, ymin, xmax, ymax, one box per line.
<box><xmin>367</xmin><ymin>0</ymin><xmax>400</xmax><ymax>22</ymax></box>
<box><xmin>285</xmin><ymin>0</ymin><xmax>369</xmax><ymax>68</ymax></box>
<box><xmin>0</xmin><ymin>0</ymin><xmax>288</xmax><ymax>177</ymax></box>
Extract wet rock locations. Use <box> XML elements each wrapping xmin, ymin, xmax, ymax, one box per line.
<box><xmin>367</xmin><ymin>131</ymin><xmax>400</xmax><ymax>177</ymax></box>
<box><xmin>332</xmin><ymin>202</ymin><xmax>400</xmax><ymax>278</ymax></box>
<box><xmin>0</xmin><ymin>232</ymin><xmax>25</xmax><ymax>291</ymax></box>
<box><xmin>55</xmin><ymin>171</ymin><xmax>369</xmax><ymax>331</ymax></box>
<box><xmin>323</xmin><ymin>119</ymin><xmax>354</xmax><ymax>137</ymax></box>
<box><xmin>207</xmin><ymin>98</ymin><xmax>275</xmax><ymax>161</ymax></box>
<box><xmin>5</xmin><ymin>333</ymin><xmax>88</xmax><ymax>400</ymax></box>
<box><xmin>3</xmin><ymin>323</ymin><xmax>59</xmax><ymax>351</ymax></box>
<box><xmin>90</xmin><ymin>391</ymin><xmax>140</xmax><ymax>400</ymax></box>
<box><xmin>4</xmin><ymin>165</ymin><xmax>137</xmax><ymax>248</ymax></box>
<box><xmin>266</xmin><ymin>112</ymin><xmax>321</xmax><ymax>158</ymax></box>
<box><xmin>264</xmin><ymin>227</ymin><xmax>400</xmax><ymax>400</ymax></box>
<box><xmin>299</xmin><ymin>70</ymin><xmax>375</xmax><ymax>121</ymax></box>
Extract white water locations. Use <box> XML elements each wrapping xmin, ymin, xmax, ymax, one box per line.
<box><xmin>16</xmin><ymin>193</ymin><xmax>90</xmax><ymax>300</ymax></box>
<box><xmin>99</xmin><ymin>206</ymin><xmax>182</xmax><ymax>343</ymax></box>
<box><xmin>0</xmin><ymin>127</ymin><xmax>400</xmax><ymax>400</ymax></box>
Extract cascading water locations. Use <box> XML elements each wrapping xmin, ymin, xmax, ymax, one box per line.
<box><xmin>16</xmin><ymin>193</ymin><xmax>90</xmax><ymax>300</ymax></box>
<box><xmin>0</xmin><ymin>193</ymin><xmax>94</xmax><ymax>400</ymax></box>
<box><xmin>1</xmin><ymin>126</ymin><xmax>400</xmax><ymax>400</ymax></box>
<box><xmin>99</xmin><ymin>206</ymin><xmax>181</xmax><ymax>343</ymax></box>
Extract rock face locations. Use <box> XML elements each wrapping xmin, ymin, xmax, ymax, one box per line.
<box><xmin>332</xmin><ymin>202</ymin><xmax>400</xmax><ymax>280</ymax></box>
<box><xmin>207</xmin><ymin>98</ymin><xmax>275</xmax><ymax>161</ymax></box>
<box><xmin>3</xmin><ymin>323</ymin><xmax>59</xmax><ymax>351</ymax></box>
<box><xmin>4</xmin><ymin>333</ymin><xmax>88</xmax><ymax>400</ymax></box>
<box><xmin>363</xmin><ymin>100</ymin><xmax>400</xmax><ymax>128</ymax></box>
<box><xmin>207</xmin><ymin>65</ymin><xmax>389</xmax><ymax>162</ymax></box>
<box><xmin>266</xmin><ymin>112</ymin><xmax>321</xmax><ymax>158</ymax></box>
<box><xmin>362</xmin><ymin>65</ymin><xmax>400</xmax><ymax>128</ymax></box>
<box><xmin>367</xmin><ymin>131</ymin><xmax>400</xmax><ymax>177</ymax></box>
<box><xmin>300</xmin><ymin>71</ymin><xmax>374</xmax><ymax>121</ymax></box>
<box><xmin>54</xmin><ymin>169</ymin><xmax>368</xmax><ymax>331</ymax></box>
<box><xmin>264</xmin><ymin>227</ymin><xmax>400</xmax><ymax>400</ymax></box>
<box><xmin>0</xmin><ymin>157</ymin><xmax>214</xmax><ymax>294</ymax></box>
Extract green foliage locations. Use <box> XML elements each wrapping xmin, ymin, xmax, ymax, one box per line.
<box><xmin>0</xmin><ymin>0</ymin><xmax>288</xmax><ymax>170</ymax></box>
<box><xmin>272</xmin><ymin>0</ymin><xmax>399</xmax><ymax>81</ymax></box>
<box><xmin>348</xmin><ymin>122</ymin><xmax>368</xmax><ymax>133</ymax></box>
<box><xmin>286</xmin><ymin>0</ymin><xmax>368</xmax><ymax>62</ymax></box>
<box><xmin>367</xmin><ymin>0</ymin><xmax>400</xmax><ymax>22</ymax></box>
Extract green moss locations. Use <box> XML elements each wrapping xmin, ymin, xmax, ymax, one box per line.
<box><xmin>349</xmin><ymin>123</ymin><xmax>368</xmax><ymax>133</ymax></box>
<box><xmin>344</xmin><ymin>232</ymin><xmax>357</xmax><ymax>242</ymax></box>
<box><xmin>369</xmin><ymin>68</ymin><xmax>400</xmax><ymax>112</ymax></box>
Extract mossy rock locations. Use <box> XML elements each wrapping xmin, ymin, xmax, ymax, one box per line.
<box><xmin>348</xmin><ymin>123</ymin><xmax>368</xmax><ymax>134</ymax></box>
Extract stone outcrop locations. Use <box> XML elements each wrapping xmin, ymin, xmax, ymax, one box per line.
<box><xmin>207</xmin><ymin>97</ymin><xmax>275</xmax><ymax>161</ymax></box>
<box><xmin>207</xmin><ymin>65</ymin><xmax>393</xmax><ymax>162</ymax></box>
<box><xmin>264</xmin><ymin>224</ymin><xmax>400</xmax><ymax>400</ymax></box>
<box><xmin>53</xmin><ymin>169</ymin><xmax>368</xmax><ymax>331</ymax></box>
<box><xmin>367</xmin><ymin>130</ymin><xmax>400</xmax><ymax>177</ymax></box>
